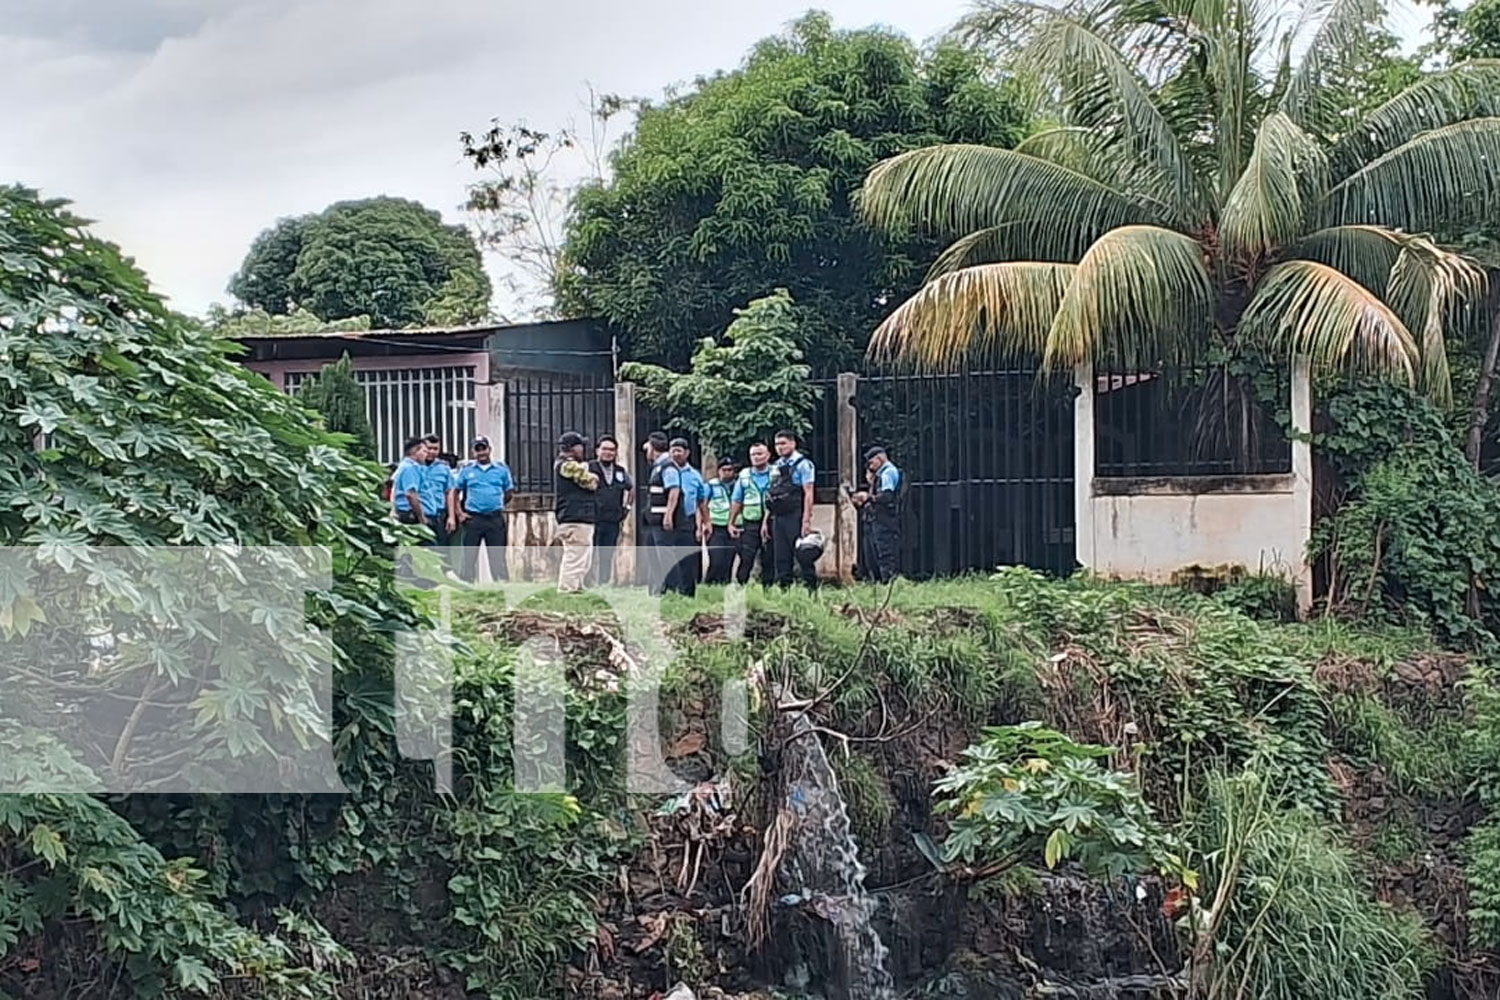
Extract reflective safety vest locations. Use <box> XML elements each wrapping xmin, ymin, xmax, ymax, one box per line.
<box><xmin>737</xmin><ymin>467</ymin><xmax>769</xmax><ymax>523</ymax></box>
<box><xmin>707</xmin><ymin>480</ymin><xmax>733</xmax><ymax>526</ymax></box>
<box><xmin>645</xmin><ymin>457</ymin><xmax>671</xmax><ymax>526</ymax></box>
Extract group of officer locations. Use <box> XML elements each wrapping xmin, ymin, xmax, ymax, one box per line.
<box><xmin>389</xmin><ymin>425</ymin><xmax>905</xmax><ymax>592</ymax></box>
<box><xmin>389</xmin><ymin>432</ymin><xmax>515</xmax><ymax>583</ymax></box>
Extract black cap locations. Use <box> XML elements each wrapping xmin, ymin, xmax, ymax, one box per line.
<box><xmin>863</xmin><ymin>445</ymin><xmax>887</xmax><ymax>461</ymax></box>
<box><xmin>559</xmin><ymin>431</ymin><xmax>586</xmax><ymax>449</ymax></box>
<box><xmin>718</xmin><ymin>456</ymin><xmax>735</xmax><ymax>468</ymax></box>
<box><xmin>473</xmin><ymin>436</ymin><xmax>491</xmax><ymax>449</ymax></box>
<box><xmin>669</xmin><ymin>437</ymin><xmax>690</xmax><ymax>451</ymax></box>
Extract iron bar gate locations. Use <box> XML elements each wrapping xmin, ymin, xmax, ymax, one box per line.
<box><xmin>853</xmin><ymin>370</ymin><xmax>1076</xmax><ymax>578</ymax></box>
<box><xmin>503</xmin><ymin>372</ymin><xmax>615</xmax><ymax>495</ymax></box>
<box><xmin>285</xmin><ymin>365</ymin><xmax>476</xmax><ymax>466</ymax></box>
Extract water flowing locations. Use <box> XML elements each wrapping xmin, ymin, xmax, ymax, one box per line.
<box><xmin>773</xmin><ymin>712</ymin><xmax>896</xmax><ymax>999</ymax></box>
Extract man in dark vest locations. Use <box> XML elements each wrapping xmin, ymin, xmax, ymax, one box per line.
<box><xmin>641</xmin><ymin>431</ymin><xmax>673</xmax><ymax>595</ymax></box>
<box><xmin>589</xmin><ymin>434</ymin><xmax>634</xmax><ymax>586</ymax></box>
<box><xmin>553</xmin><ymin>431</ymin><xmax>598</xmax><ymax>594</ymax></box>
<box><xmin>768</xmin><ymin>429</ymin><xmax>817</xmax><ymax>589</ymax></box>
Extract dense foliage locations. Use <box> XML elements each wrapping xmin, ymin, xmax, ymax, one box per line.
<box><xmin>297</xmin><ymin>355</ymin><xmax>377</xmax><ymax>460</ymax></box>
<box><xmin>861</xmin><ymin>0</ymin><xmax>1496</xmax><ymax>418</ymax></box>
<box><xmin>560</xmin><ymin>12</ymin><xmax>1032</xmax><ymax>370</ymax></box>
<box><xmin>228</xmin><ymin>197</ymin><xmax>492</xmax><ymax>329</ymax></box>
<box><xmin>619</xmin><ymin>289</ymin><xmax>822</xmax><ymax>459</ymax></box>
<box><xmin>937</xmin><ymin>722</ymin><xmax>1189</xmax><ymax>882</ymax></box>
<box><xmin>0</xmin><ymin>185</ymin><xmax>419</xmax><ymax>995</ymax></box>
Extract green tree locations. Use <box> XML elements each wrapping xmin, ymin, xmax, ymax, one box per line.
<box><xmin>620</xmin><ymin>289</ymin><xmax>821</xmax><ymax>459</ymax></box>
<box><xmin>0</xmin><ymin>185</ymin><xmax>413</xmax><ymax>995</ymax></box>
<box><xmin>561</xmin><ymin>12</ymin><xmax>1033</xmax><ymax>371</ymax></box>
<box><xmin>229</xmin><ymin>197</ymin><xmax>493</xmax><ymax>329</ymax></box>
<box><xmin>204</xmin><ymin>304</ymin><xmax>371</xmax><ymax>338</ymax></box>
<box><xmin>298</xmin><ymin>354</ymin><xmax>376</xmax><ymax>459</ymax></box>
<box><xmin>859</xmin><ymin>1</ymin><xmax>1499</xmax><ymax>416</ymax></box>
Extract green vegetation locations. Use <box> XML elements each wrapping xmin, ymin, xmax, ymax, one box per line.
<box><xmin>296</xmin><ymin>355</ymin><xmax>377</xmax><ymax>459</ymax></box>
<box><xmin>227</xmin><ymin>196</ymin><xmax>492</xmax><ymax>329</ymax></box>
<box><xmin>620</xmin><ymin>288</ymin><xmax>822</xmax><ymax>458</ymax></box>
<box><xmin>560</xmin><ymin>12</ymin><xmax>1033</xmax><ymax>369</ymax></box>
<box><xmin>858</xmin><ymin>1</ymin><xmax>1497</xmax><ymax>413</ymax></box>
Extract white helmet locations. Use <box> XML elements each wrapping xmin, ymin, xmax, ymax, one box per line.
<box><xmin>795</xmin><ymin>531</ymin><xmax>826</xmax><ymax>559</ymax></box>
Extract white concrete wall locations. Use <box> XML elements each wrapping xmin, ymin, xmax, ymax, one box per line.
<box><xmin>1073</xmin><ymin>359</ymin><xmax>1314</xmax><ymax>611</ymax></box>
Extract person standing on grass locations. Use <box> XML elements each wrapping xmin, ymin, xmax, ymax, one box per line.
<box><xmin>661</xmin><ymin>437</ymin><xmax>706</xmax><ymax>597</ymax></box>
<box><xmin>704</xmin><ymin>457</ymin><xmax>738</xmax><ymax>584</ymax></box>
<box><xmin>589</xmin><ymin>434</ymin><xmax>633</xmax><ymax>586</ymax></box>
<box><xmin>641</xmin><ymin>431</ymin><xmax>672</xmax><ymax>595</ymax></box>
<box><xmin>454</xmin><ymin>436</ymin><xmax>513</xmax><ymax>583</ymax></box>
<box><xmin>853</xmin><ymin>445</ymin><xmax>903</xmax><ymax>583</ymax></box>
<box><xmin>768</xmin><ymin>430</ymin><xmax>816</xmax><ymax>589</ymax></box>
<box><xmin>419</xmin><ymin>433</ymin><xmax>453</xmax><ymax>548</ymax></box>
<box><xmin>554</xmin><ymin>431</ymin><xmax>598</xmax><ymax>593</ymax></box>
<box><xmin>393</xmin><ymin>437</ymin><xmax>426</xmax><ymax>530</ymax></box>
<box><xmin>729</xmin><ymin>442</ymin><xmax>773</xmax><ymax>585</ymax></box>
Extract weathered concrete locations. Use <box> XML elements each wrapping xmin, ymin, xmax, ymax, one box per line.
<box><xmin>1073</xmin><ymin>358</ymin><xmax>1314</xmax><ymax>612</ymax></box>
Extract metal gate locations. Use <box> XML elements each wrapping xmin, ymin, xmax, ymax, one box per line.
<box><xmin>853</xmin><ymin>370</ymin><xmax>1075</xmax><ymax>578</ymax></box>
<box><xmin>503</xmin><ymin>373</ymin><xmax>615</xmax><ymax>494</ymax></box>
<box><xmin>286</xmin><ymin>365</ymin><xmax>476</xmax><ymax>465</ymax></box>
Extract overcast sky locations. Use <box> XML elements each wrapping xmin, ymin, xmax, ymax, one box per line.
<box><xmin>4</xmin><ymin>1</ymin><xmax>1433</xmax><ymax>320</ymax></box>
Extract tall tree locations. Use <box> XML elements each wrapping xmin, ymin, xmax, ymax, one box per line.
<box><xmin>298</xmin><ymin>355</ymin><xmax>376</xmax><ymax>459</ymax></box>
<box><xmin>560</xmin><ymin>12</ymin><xmax>1033</xmax><ymax>371</ymax></box>
<box><xmin>229</xmin><ymin>197</ymin><xmax>493</xmax><ymax>329</ymax></box>
<box><xmin>859</xmin><ymin>0</ymin><xmax>1499</xmax><ymax>423</ymax></box>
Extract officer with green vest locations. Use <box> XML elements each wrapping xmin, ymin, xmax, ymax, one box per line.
<box><xmin>703</xmin><ymin>457</ymin><xmax>738</xmax><ymax>584</ymax></box>
<box><xmin>728</xmin><ymin>441</ymin><xmax>774</xmax><ymax>585</ymax></box>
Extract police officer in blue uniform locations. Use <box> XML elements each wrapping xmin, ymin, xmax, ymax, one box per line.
<box><xmin>642</xmin><ymin>431</ymin><xmax>673</xmax><ymax>595</ymax></box>
<box><xmin>853</xmin><ymin>445</ymin><xmax>903</xmax><ymax>583</ymax></box>
<box><xmin>454</xmin><ymin>436</ymin><xmax>513</xmax><ymax>583</ymax></box>
<box><xmin>767</xmin><ymin>430</ymin><xmax>817</xmax><ymax>589</ymax></box>
<box><xmin>661</xmin><ymin>438</ymin><xmax>707</xmax><ymax>596</ymax></box>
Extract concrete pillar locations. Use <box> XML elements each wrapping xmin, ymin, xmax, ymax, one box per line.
<box><xmin>1290</xmin><ymin>356</ymin><xmax>1313</xmax><ymax>614</ymax></box>
<box><xmin>614</xmin><ymin>382</ymin><xmax>638</xmax><ymax>585</ymax></box>
<box><xmin>1072</xmin><ymin>363</ymin><xmax>1095</xmax><ymax>570</ymax></box>
<box><xmin>835</xmin><ymin>372</ymin><xmax>859</xmax><ymax>584</ymax></box>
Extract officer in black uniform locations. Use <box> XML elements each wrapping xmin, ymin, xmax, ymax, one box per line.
<box><xmin>641</xmin><ymin>431</ymin><xmax>672</xmax><ymax>595</ymax></box>
<box><xmin>853</xmin><ymin>445</ymin><xmax>903</xmax><ymax>583</ymax></box>
<box><xmin>589</xmin><ymin>434</ymin><xmax>634</xmax><ymax>586</ymax></box>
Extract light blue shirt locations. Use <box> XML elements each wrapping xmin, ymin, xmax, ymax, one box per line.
<box><xmin>776</xmin><ymin>450</ymin><xmax>815</xmax><ymax>487</ymax></box>
<box><xmin>420</xmin><ymin>460</ymin><xmax>453</xmax><ymax>517</ymax></box>
<box><xmin>393</xmin><ymin>457</ymin><xmax>424</xmax><ymax>513</ymax></box>
<box><xmin>456</xmin><ymin>461</ymin><xmax>513</xmax><ymax>514</ymax></box>
<box><xmin>677</xmin><ymin>465</ymin><xmax>708</xmax><ymax>516</ymax></box>
<box><xmin>875</xmin><ymin>462</ymin><xmax>901</xmax><ymax>494</ymax></box>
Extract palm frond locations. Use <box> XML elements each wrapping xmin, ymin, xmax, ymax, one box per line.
<box><xmin>1279</xmin><ymin>0</ymin><xmax>1386</xmax><ymax>131</ymax></box>
<box><xmin>1044</xmin><ymin>225</ymin><xmax>1216</xmax><ymax>370</ymax></box>
<box><xmin>868</xmin><ymin>262</ymin><xmax>1076</xmax><ymax>370</ymax></box>
<box><xmin>1020</xmin><ymin>11</ymin><xmax>1211</xmax><ymax>224</ymax></box>
<box><xmin>858</xmin><ymin>145</ymin><xmax>1160</xmax><ymax>255</ymax></box>
<box><xmin>926</xmin><ymin>223</ymin><xmax>1100</xmax><ymax>280</ymax></box>
<box><xmin>1384</xmin><ymin>239</ymin><xmax>1485</xmax><ymax>407</ymax></box>
<box><xmin>1333</xmin><ymin>60</ymin><xmax>1500</xmax><ymax>174</ymax></box>
<box><xmin>1321</xmin><ymin>118</ymin><xmax>1500</xmax><ymax>232</ymax></box>
<box><xmin>1221</xmin><ymin>112</ymin><xmax>1329</xmax><ymax>261</ymax></box>
<box><xmin>1289</xmin><ymin>225</ymin><xmax>1410</xmax><ymax>296</ymax></box>
<box><xmin>1240</xmin><ymin>259</ymin><xmax>1418</xmax><ymax>384</ymax></box>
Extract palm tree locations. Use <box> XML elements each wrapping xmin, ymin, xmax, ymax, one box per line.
<box><xmin>857</xmin><ymin>0</ymin><xmax>1499</xmax><ymax>451</ymax></box>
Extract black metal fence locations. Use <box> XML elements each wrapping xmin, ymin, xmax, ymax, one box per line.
<box><xmin>853</xmin><ymin>370</ymin><xmax>1076</xmax><ymax>578</ymax></box>
<box><xmin>503</xmin><ymin>371</ymin><xmax>615</xmax><ymax>494</ymax></box>
<box><xmin>1093</xmin><ymin>366</ymin><xmax>1291</xmax><ymax>478</ymax></box>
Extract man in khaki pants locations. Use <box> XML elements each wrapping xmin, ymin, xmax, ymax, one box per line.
<box><xmin>553</xmin><ymin>431</ymin><xmax>599</xmax><ymax>593</ymax></box>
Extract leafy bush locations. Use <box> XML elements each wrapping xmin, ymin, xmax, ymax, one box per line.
<box><xmin>936</xmin><ymin>723</ymin><xmax>1190</xmax><ymax>883</ymax></box>
<box><xmin>621</xmin><ymin>288</ymin><xmax>822</xmax><ymax>459</ymax></box>
<box><xmin>1313</xmin><ymin>382</ymin><xmax>1500</xmax><ymax>647</ymax></box>
<box><xmin>298</xmin><ymin>354</ymin><xmax>377</xmax><ymax>459</ymax></box>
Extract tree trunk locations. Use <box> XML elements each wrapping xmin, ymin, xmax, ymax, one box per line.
<box><xmin>1465</xmin><ymin>275</ymin><xmax>1500</xmax><ymax>470</ymax></box>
